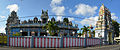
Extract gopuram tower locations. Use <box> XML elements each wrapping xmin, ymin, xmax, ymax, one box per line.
<box><xmin>95</xmin><ymin>4</ymin><xmax>114</xmax><ymax>45</ymax></box>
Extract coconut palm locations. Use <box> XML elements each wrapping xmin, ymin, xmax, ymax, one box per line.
<box><xmin>81</xmin><ymin>26</ymin><xmax>89</xmax><ymax>37</ymax></box>
<box><xmin>78</xmin><ymin>29</ymin><xmax>82</xmax><ymax>37</ymax></box>
<box><xmin>42</xmin><ymin>21</ymin><xmax>59</xmax><ymax>36</ymax></box>
<box><xmin>88</xmin><ymin>30</ymin><xmax>91</xmax><ymax>37</ymax></box>
<box><xmin>92</xmin><ymin>30</ymin><xmax>95</xmax><ymax>37</ymax></box>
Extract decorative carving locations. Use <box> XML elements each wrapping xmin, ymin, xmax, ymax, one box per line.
<box><xmin>51</xmin><ymin>17</ymin><xmax>55</xmax><ymax>22</ymax></box>
<box><xmin>41</xmin><ymin>10</ymin><xmax>49</xmax><ymax>23</ymax></box>
<box><xmin>33</xmin><ymin>17</ymin><xmax>38</xmax><ymax>23</ymax></box>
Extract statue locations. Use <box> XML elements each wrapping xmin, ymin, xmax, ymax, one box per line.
<box><xmin>41</xmin><ymin>10</ymin><xmax>49</xmax><ymax>24</ymax></box>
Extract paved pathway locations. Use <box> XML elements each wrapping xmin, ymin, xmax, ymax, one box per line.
<box><xmin>0</xmin><ymin>45</ymin><xmax>120</xmax><ymax>50</ymax></box>
<box><xmin>70</xmin><ymin>45</ymin><xmax>120</xmax><ymax>50</ymax></box>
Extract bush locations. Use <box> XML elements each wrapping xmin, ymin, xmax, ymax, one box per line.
<box><xmin>12</xmin><ymin>32</ymin><xmax>21</xmax><ymax>36</ymax></box>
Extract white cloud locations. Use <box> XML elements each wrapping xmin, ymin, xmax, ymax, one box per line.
<box><xmin>0</xmin><ymin>27</ymin><xmax>5</xmax><ymax>33</ymax></box>
<box><xmin>52</xmin><ymin>6</ymin><xmax>65</xmax><ymax>15</ymax></box>
<box><xmin>73</xmin><ymin>4</ymin><xmax>97</xmax><ymax>16</ymax></box>
<box><xmin>50</xmin><ymin>0</ymin><xmax>62</xmax><ymax>7</ymax></box>
<box><xmin>77</xmin><ymin>13</ymin><xmax>118</xmax><ymax>26</ymax></box>
<box><xmin>68</xmin><ymin>17</ymin><xmax>74</xmax><ymax>21</ymax></box>
<box><xmin>57</xmin><ymin>16</ymin><xmax>63</xmax><ymax>21</ymax></box>
<box><xmin>6</xmin><ymin>4</ymin><xmax>19</xmax><ymax>12</ymax></box>
<box><xmin>76</xmin><ymin>16</ymin><xmax>98</xmax><ymax>26</ymax></box>
<box><xmin>69</xmin><ymin>9</ymin><xmax>72</xmax><ymax>14</ymax></box>
<box><xmin>0</xmin><ymin>16</ymin><xmax>5</xmax><ymax>18</ymax></box>
<box><xmin>111</xmin><ymin>13</ymin><xmax>118</xmax><ymax>20</ymax></box>
<box><xmin>112</xmin><ymin>16</ymin><xmax>118</xmax><ymax>20</ymax></box>
<box><xmin>111</xmin><ymin>13</ymin><xmax>115</xmax><ymax>16</ymax></box>
<box><xmin>50</xmin><ymin>0</ymin><xmax>65</xmax><ymax>21</ymax></box>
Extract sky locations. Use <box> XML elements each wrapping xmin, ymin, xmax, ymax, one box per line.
<box><xmin>0</xmin><ymin>0</ymin><xmax>120</xmax><ymax>33</ymax></box>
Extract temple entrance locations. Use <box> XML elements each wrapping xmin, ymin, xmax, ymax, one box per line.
<box><xmin>40</xmin><ymin>32</ymin><xmax>47</xmax><ymax>36</ymax></box>
<box><xmin>22</xmin><ymin>32</ymin><xmax>28</xmax><ymax>36</ymax></box>
<box><xmin>108</xmin><ymin>32</ymin><xmax>113</xmax><ymax>44</ymax></box>
<box><xmin>35</xmin><ymin>32</ymin><xmax>38</xmax><ymax>36</ymax></box>
<box><xmin>64</xmin><ymin>33</ymin><xmax>67</xmax><ymax>36</ymax></box>
<box><xmin>30</xmin><ymin>31</ymin><xmax>38</xmax><ymax>36</ymax></box>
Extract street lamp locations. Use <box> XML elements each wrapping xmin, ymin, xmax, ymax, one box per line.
<box><xmin>47</xmin><ymin>30</ymin><xmax>49</xmax><ymax>33</ymax></box>
<box><xmin>46</xmin><ymin>30</ymin><xmax>49</xmax><ymax>36</ymax></box>
<box><xmin>44</xmin><ymin>35</ymin><xmax>46</xmax><ymax>36</ymax></box>
<box><xmin>72</xmin><ymin>31</ymin><xmax>75</xmax><ymax>36</ymax></box>
<box><xmin>20</xmin><ymin>30</ymin><xmax>23</xmax><ymax>32</ymax></box>
<box><xmin>20</xmin><ymin>30</ymin><xmax>23</xmax><ymax>36</ymax></box>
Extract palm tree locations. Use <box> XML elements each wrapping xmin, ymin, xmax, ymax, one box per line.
<box><xmin>42</xmin><ymin>21</ymin><xmax>59</xmax><ymax>36</ymax></box>
<box><xmin>81</xmin><ymin>26</ymin><xmax>89</xmax><ymax>37</ymax></box>
<box><xmin>92</xmin><ymin>30</ymin><xmax>95</xmax><ymax>37</ymax></box>
<box><xmin>88</xmin><ymin>30</ymin><xmax>91</xmax><ymax>37</ymax></box>
<box><xmin>88</xmin><ymin>25</ymin><xmax>94</xmax><ymax>38</ymax></box>
<box><xmin>78</xmin><ymin>29</ymin><xmax>81</xmax><ymax>37</ymax></box>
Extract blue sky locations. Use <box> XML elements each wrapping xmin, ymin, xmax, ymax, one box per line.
<box><xmin>0</xmin><ymin>0</ymin><xmax>119</xmax><ymax>33</ymax></box>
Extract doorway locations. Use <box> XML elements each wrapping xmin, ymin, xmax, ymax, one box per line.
<box><xmin>108</xmin><ymin>32</ymin><xmax>113</xmax><ymax>44</ymax></box>
<box><xmin>30</xmin><ymin>31</ymin><xmax>38</xmax><ymax>36</ymax></box>
<box><xmin>22</xmin><ymin>32</ymin><xmax>28</xmax><ymax>36</ymax></box>
<box><xmin>40</xmin><ymin>32</ymin><xmax>47</xmax><ymax>36</ymax></box>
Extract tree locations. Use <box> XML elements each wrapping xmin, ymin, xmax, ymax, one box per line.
<box><xmin>81</xmin><ymin>26</ymin><xmax>89</xmax><ymax>37</ymax></box>
<box><xmin>63</xmin><ymin>18</ymin><xmax>69</xmax><ymax>24</ymax></box>
<box><xmin>92</xmin><ymin>30</ymin><xmax>95</xmax><ymax>37</ymax></box>
<box><xmin>42</xmin><ymin>21</ymin><xmax>59</xmax><ymax>36</ymax></box>
<box><xmin>88</xmin><ymin>25</ymin><xmax>94</xmax><ymax>38</ymax></box>
<box><xmin>88</xmin><ymin>30</ymin><xmax>91</xmax><ymax>37</ymax></box>
<box><xmin>112</xmin><ymin>20</ymin><xmax>119</xmax><ymax>37</ymax></box>
<box><xmin>78</xmin><ymin>29</ymin><xmax>82</xmax><ymax>37</ymax></box>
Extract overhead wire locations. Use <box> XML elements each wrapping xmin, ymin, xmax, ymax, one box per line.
<box><xmin>0</xmin><ymin>0</ymin><xmax>116</xmax><ymax>23</ymax></box>
<box><xmin>0</xmin><ymin>15</ymin><xmax>97</xmax><ymax>22</ymax></box>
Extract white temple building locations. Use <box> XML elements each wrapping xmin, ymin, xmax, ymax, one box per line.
<box><xmin>95</xmin><ymin>4</ymin><xmax>114</xmax><ymax>44</ymax></box>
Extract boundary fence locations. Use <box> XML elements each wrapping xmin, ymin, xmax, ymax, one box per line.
<box><xmin>8</xmin><ymin>36</ymin><xmax>102</xmax><ymax>48</ymax></box>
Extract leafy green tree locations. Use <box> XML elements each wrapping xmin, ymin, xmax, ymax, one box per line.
<box><xmin>112</xmin><ymin>20</ymin><xmax>119</xmax><ymax>37</ymax></box>
<box><xmin>43</xmin><ymin>21</ymin><xmax>59</xmax><ymax>36</ymax></box>
<box><xmin>63</xmin><ymin>18</ymin><xmax>69</xmax><ymax>24</ymax></box>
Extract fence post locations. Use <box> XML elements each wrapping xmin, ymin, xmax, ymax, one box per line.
<box><xmin>31</xmin><ymin>36</ymin><xmax>34</xmax><ymax>48</ymax></box>
<box><xmin>100</xmin><ymin>38</ymin><xmax>102</xmax><ymax>45</ymax></box>
<box><xmin>84</xmin><ymin>36</ymin><xmax>87</xmax><ymax>48</ymax></box>
<box><xmin>7</xmin><ymin>35</ymin><xmax>9</xmax><ymax>46</ymax></box>
<box><xmin>60</xmin><ymin>37</ymin><xmax>63</xmax><ymax>48</ymax></box>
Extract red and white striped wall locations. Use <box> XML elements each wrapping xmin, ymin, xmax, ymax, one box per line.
<box><xmin>87</xmin><ymin>38</ymin><xmax>101</xmax><ymax>46</ymax></box>
<box><xmin>34</xmin><ymin>37</ymin><xmax>61</xmax><ymax>48</ymax></box>
<box><xmin>9</xmin><ymin>37</ymin><xmax>102</xmax><ymax>48</ymax></box>
<box><xmin>63</xmin><ymin>37</ymin><xmax>85</xmax><ymax>48</ymax></box>
<box><xmin>9</xmin><ymin>37</ymin><xmax>32</xmax><ymax>48</ymax></box>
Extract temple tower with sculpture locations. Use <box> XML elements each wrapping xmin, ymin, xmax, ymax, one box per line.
<box><xmin>95</xmin><ymin>4</ymin><xmax>114</xmax><ymax>44</ymax></box>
